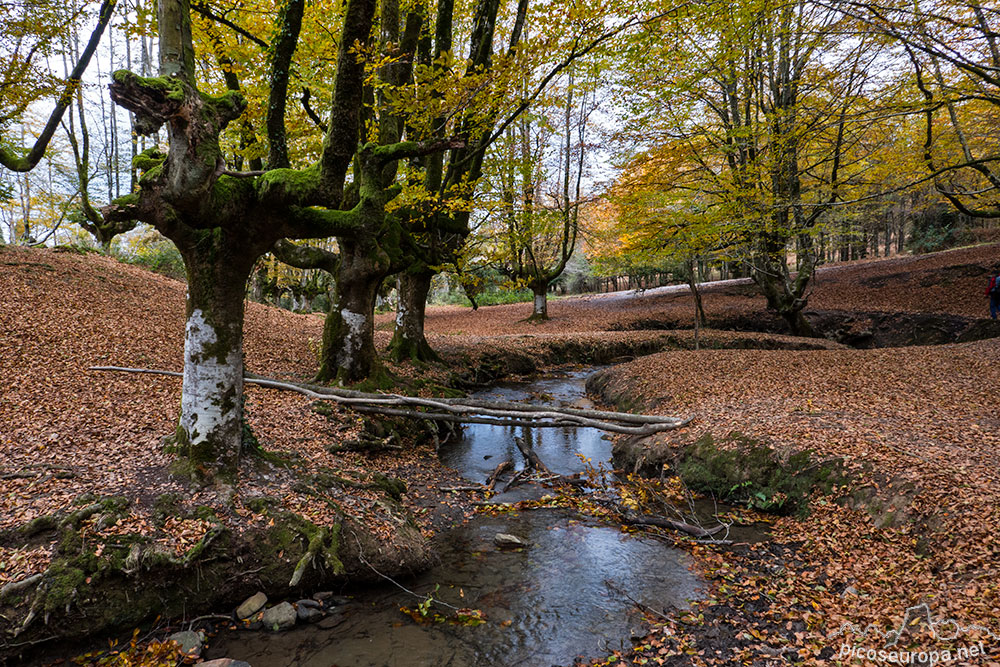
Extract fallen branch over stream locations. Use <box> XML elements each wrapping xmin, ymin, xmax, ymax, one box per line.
<box><xmin>88</xmin><ymin>367</ymin><xmax>690</xmax><ymax>436</ymax></box>
<box><xmin>622</xmin><ymin>513</ymin><xmax>727</xmax><ymax>539</ymax></box>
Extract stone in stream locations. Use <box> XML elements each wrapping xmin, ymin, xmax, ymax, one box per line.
<box><xmin>296</xmin><ymin>599</ymin><xmax>324</xmax><ymax>623</ymax></box>
<box><xmin>195</xmin><ymin>660</ymin><xmax>252</xmax><ymax>667</ymax></box>
<box><xmin>315</xmin><ymin>609</ymin><xmax>347</xmax><ymax>630</ymax></box>
<box><xmin>494</xmin><ymin>533</ymin><xmax>529</xmax><ymax>548</ymax></box>
<box><xmin>167</xmin><ymin>630</ymin><xmax>203</xmax><ymax>657</ymax></box>
<box><xmin>261</xmin><ymin>601</ymin><xmax>298</xmax><ymax>631</ymax></box>
<box><xmin>235</xmin><ymin>591</ymin><xmax>267</xmax><ymax>619</ymax></box>
<box><xmin>314</xmin><ymin>591</ymin><xmax>351</xmax><ymax>606</ymax></box>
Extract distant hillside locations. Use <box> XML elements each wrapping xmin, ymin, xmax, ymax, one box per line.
<box><xmin>410</xmin><ymin>243</ymin><xmax>1000</xmax><ymax>337</ymax></box>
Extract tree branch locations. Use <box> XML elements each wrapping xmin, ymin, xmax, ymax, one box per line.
<box><xmin>88</xmin><ymin>366</ymin><xmax>690</xmax><ymax>436</ymax></box>
<box><xmin>0</xmin><ymin>0</ymin><xmax>116</xmax><ymax>172</ymax></box>
<box><xmin>271</xmin><ymin>238</ymin><xmax>339</xmax><ymax>272</ymax></box>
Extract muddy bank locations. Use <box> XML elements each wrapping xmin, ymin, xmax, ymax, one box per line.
<box><xmin>445</xmin><ymin>330</ymin><xmax>843</xmax><ymax>388</ymax></box>
<box><xmin>0</xmin><ymin>468</ymin><xmax>432</xmax><ymax>664</ymax></box>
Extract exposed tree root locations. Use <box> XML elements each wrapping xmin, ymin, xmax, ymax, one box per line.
<box><xmin>0</xmin><ymin>575</ymin><xmax>43</xmax><ymax>604</ymax></box>
<box><xmin>289</xmin><ymin>526</ymin><xmax>328</xmax><ymax>587</ymax></box>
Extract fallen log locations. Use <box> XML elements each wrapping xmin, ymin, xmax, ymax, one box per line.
<box><xmin>485</xmin><ymin>460</ymin><xmax>513</xmax><ymax>490</ymax></box>
<box><xmin>623</xmin><ymin>513</ymin><xmax>727</xmax><ymax>539</ymax></box>
<box><xmin>88</xmin><ymin>366</ymin><xmax>690</xmax><ymax>436</ymax></box>
<box><xmin>514</xmin><ymin>436</ymin><xmax>550</xmax><ymax>474</ymax></box>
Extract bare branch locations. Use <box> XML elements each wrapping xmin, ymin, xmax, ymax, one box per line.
<box><xmin>88</xmin><ymin>366</ymin><xmax>690</xmax><ymax>436</ymax></box>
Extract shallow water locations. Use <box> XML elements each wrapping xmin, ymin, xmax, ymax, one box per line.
<box><xmin>204</xmin><ymin>368</ymin><xmax>704</xmax><ymax>667</ymax></box>
<box><xmin>438</xmin><ymin>368</ymin><xmax>615</xmax><ymax>481</ymax></box>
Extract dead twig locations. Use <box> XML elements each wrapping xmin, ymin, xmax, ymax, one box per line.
<box><xmin>622</xmin><ymin>513</ymin><xmax>727</xmax><ymax>539</ymax></box>
<box><xmin>485</xmin><ymin>460</ymin><xmax>513</xmax><ymax>490</ymax></box>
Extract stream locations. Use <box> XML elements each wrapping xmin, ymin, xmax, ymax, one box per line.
<box><xmin>203</xmin><ymin>367</ymin><xmax>704</xmax><ymax>666</ymax></box>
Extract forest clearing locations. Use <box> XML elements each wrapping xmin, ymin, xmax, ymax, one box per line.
<box><xmin>3</xmin><ymin>0</ymin><xmax>1000</xmax><ymax>664</ymax></box>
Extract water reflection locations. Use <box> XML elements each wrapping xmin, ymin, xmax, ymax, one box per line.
<box><xmin>439</xmin><ymin>369</ymin><xmax>614</xmax><ymax>481</ymax></box>
<box><xmin>204</xmin><ymin>368</ymin><xmax>703</xmax><ymax>667</ymax></box>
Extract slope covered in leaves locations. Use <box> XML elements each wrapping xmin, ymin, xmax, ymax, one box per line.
<box><xmin>2</xmin><ymin>242</ymin><xmax>998</xmax><ymax>665</ymax></box>
<box><xmin>584</xmin><ymin>324</ymin><xmax>1000</xmax><ymax>663</ymax></box>
<box><xmin>0</xmin><ymin>246</ymin><xmax>465</xmax><ymax>596</ymax></box>
<box><xmin>403</xmin><ymin>243</ymin><xmax>1000</xmax><ymax>337</ymax></box>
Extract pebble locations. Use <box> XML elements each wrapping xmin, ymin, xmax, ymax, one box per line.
<box><xmin>261</xmin><ymin>601</ymin><xmax>297</xmax><ymax>631</ymax></box>
<box><xmin>494</xmin><ymin>533</ymin><xmax>528</xmax><ymax>548</ymax></box>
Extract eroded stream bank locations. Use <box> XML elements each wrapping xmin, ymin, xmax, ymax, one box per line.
<box><xmin>203</xmin><ymin>368</ymin><xmax>706</xmax><ymax>667</ymax></box>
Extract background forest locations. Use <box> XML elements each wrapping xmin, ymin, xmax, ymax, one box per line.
<box><xmin>3</xmin><ymin>0</ymin><xmax>997</xmax><ymax>307</ymax></box>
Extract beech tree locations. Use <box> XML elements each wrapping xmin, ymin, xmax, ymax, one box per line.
<box><xmin>265</xmin><ymin>0</ymin><xmax>502</xmax><ymax>380</ymax></box>
<box><xmin>389</xmin><ymin>6</ymin><xmax>639</xmax><ymax>340</ymax></box>
<box><xmin>276</xmin><ymin>0</ymin><xmax>636</xmax><ymax>370</ymax></box>
<box><xmin>612</xmin><ymin>0</ymin><xmax>888</xmax><ymax>335</ymax></box>
<box><xmin>102</xmin><ymin>0</ymin><xmax>460</xmax><ymax>481</ymax></box>
<box><xmin>475</xmin><ymin>66</ymin><xmax>597</xmax><ymax>320</ymax></box>
<box><xmin>385</xmin><ymin>0</ymin><xmax>531</xmax><ymax>363</ymax></box>
<box><xmin>843</xmin><ymin>0</ymin><xmax>1000</xmax><ymax>218</ymax></box>
<box><xmin>63</xmin><ymin>24</ymin><xmax>138</xmax><ymax>250</ymax></box>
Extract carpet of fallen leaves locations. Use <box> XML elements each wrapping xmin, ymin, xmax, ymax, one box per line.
<box><xmin>385</xmin><ymin>243</ymin><xmax>999</xmax><ymax>338</ymax></box>
<box><xmin>588</xmin><ymin>337</ymin><xmax>1000</xmax><ymax>660</ymax></box>
<box><xmin>2</xmin><ymin>241</ymin><xmax>999</xmax><ymax>667</ymax></box>
<box><xmin>0</xmin><ymin>246</ymin><xmax>476</xmax><ymax>592</ymax></box>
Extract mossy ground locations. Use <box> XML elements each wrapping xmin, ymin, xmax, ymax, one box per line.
<box><xmin>0</xmin><ymin>460</ymin><xmax>424</xmax><ymax>663</ymax></box>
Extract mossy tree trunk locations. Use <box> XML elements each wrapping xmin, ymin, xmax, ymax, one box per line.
<box><xmin>387</xmin><ymin>0</ymin><xmax>528</xmax><ymax>356</ymax></box>
<box><xmin>317</xmin><ymin>236</ymin><xmax>391</xmax><ymax>384</ymax></box>
<box><xmin>753</xmin><ymin>233</ymin><xmax>818</xmax><ymax>338</ymax></box>
<box><xmin>758</xmin><ymin>278</ymin><xmax>817</xmax><ymax>337</ymax></box>
<box><xmin>102</xmin><ymin>0</ymin><xmax>381</xmax><ymax>483</ymax></box>
<box><xmin>174</xmin><ymin>230</ymin><xmax>257</xmax><ymax>480</ymax></box>
<box><xmin>388</xmin><ymin>267</ymin><xmax>439</xmax><ymax>362</ymax></box>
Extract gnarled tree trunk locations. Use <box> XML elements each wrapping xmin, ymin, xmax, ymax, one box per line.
<box><xmin>389</xmin><ymin>268</ymin><xmax>439</xmax><ymax>362</ymax></box>
<box><xmin>174</xmin><ymin>231</ymin><xmax>257</xmax><ymax>481</ymax></box>
<box><xmin>754</xmin><ymin>263</ymin><xmax>817</xmax><ymax>338</ymax></box>
<box><xmin>317</xmin><ymin>239</ymin><xmax>388</xmax><ymax>384</ymax></box>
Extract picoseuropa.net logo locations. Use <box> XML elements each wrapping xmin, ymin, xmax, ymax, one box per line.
<box><xmin>828</xmin><ymin>603</ymin><xmax>997</xmax><ymax>665</ymax></box>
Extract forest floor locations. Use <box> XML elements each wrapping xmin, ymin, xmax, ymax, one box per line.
<box><xmin>1</xmin><ymin>242</ymin><xmax>999</xmax><ymax>665</ymax></box>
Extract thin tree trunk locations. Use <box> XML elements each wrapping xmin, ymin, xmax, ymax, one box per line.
<box><xmin>686</xmin><ymin>259</ymin><xmax>706</xmax><ymax>346</ymax></box>
<box><xmin>528</xmin><ymin>281</ymin><xmax>549</xmax><ymax>321</ymax></box>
